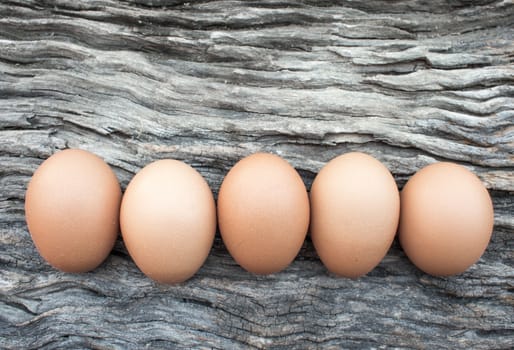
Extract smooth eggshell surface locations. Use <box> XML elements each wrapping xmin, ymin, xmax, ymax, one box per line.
<box><xmin>310</xmin><ymin>152</ymin><xmax>400</xmax><ymax>278</ymax></box>
<box><xmin>120</xmin><ymin>159</ymin><xmax>216</xmax><ymax>284</ymax></box>
<box><xmin>25</xmin><ymin>149</ymin><xmax>121</xmax><ymax>273</ymax></box>
<box><xmin>217</xmin><ymin>153</ymin><xmax>310</xmax><ymax>275</ymax></box>
<box><xmin>399</xmin><ymin>162</ymin><xmax>494</xmax><ymax>276</ymax></box>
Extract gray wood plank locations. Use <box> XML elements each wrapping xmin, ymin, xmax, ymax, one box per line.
<box><xmin>1</xmin><ymin>1</ymin><xmax>513</xmax><ymax>349</ymax></box>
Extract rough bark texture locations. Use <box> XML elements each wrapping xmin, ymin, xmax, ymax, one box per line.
<box><xmin>1</xmin><ymin>0</ymin><xmax>513</xmax><ymax>349</ymax></box>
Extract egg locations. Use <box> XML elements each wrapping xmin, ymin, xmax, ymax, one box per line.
<box><xmin>310</xmin><ymin>152</ymin><xmax>400</xmax><ymax>278</ymax></box>
<box><xmin>217</xmin><ymin>153</ymin><xmax>310</xmax><ymax>275</ymax></box>
<box><xmin>25</xmin><ymin>149</ymin><xmax>121</xmax><ymax>273</ymax></box>
<box><xmin>120</xmin><ymin>159</ymin><xmax>216</xmax><ymax>284</ymax></box>
<box><xmin>399</xmin><ymin>162</ymin><xmax>494</xmax><ymax>276</ymax></box>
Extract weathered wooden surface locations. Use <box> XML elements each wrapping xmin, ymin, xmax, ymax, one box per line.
<box><xmin>1</xmin><ymin>0</ymin><xmax>513</xmax><ymax>348</ymax></box>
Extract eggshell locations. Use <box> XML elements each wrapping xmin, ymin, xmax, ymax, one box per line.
<box><xmin>120</xmin><ymin>159</ymin><xmax>216</xmax><ymax>284</ymax></box>
<box><xmin>399</xmin><ymin>162</ymin><xmax>494</xmax><ymax>276</ymax></box>
<box><xmin>217</xmin><ymin>153</ymin><xmax>310</xmax><ymax>275</ymax></box>
<box><xmin>25</xmin><ymin>149</ymin><xmax>121</xmax><ymax>273</ymax></box>
<box><xmin>310</xmin><ymin>152</ymin><xmax>400</xmax><ymax>278</ymax></box>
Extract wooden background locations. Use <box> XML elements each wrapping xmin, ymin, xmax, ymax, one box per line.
<box><xmin>1</xmin><ymin>0</ymin><xmax>513</xmax><ymax>348</ymax></box>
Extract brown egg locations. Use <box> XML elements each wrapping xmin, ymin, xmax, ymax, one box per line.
<box><xmin>25</xmin><ymin>149</ymin><xmax>121</xmax><ymax>273</ymax></box>
<box><xmin>399</xmin><ymin>162</ymin><xmax>494</xmax><ymax>276</ymax></box>
<box><xmin>310</xmin><ymin>152</ymin><xmax>400</xmax><ymax>278</ymax></box>
<box><xmin>218</xmin><ymin>153</ymin><xmax>310</xmax><ymax>275</ymax></box>
<box><xmin>120</xmin><ymin>159</ymin><xmax>216</xmax><ymax>284</ymax></box>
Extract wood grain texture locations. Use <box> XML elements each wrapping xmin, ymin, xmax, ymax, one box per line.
<box><xmin>1</xmin><ymin>0</ymin><xmax>513</xmax><ymax>348</ymax></box>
